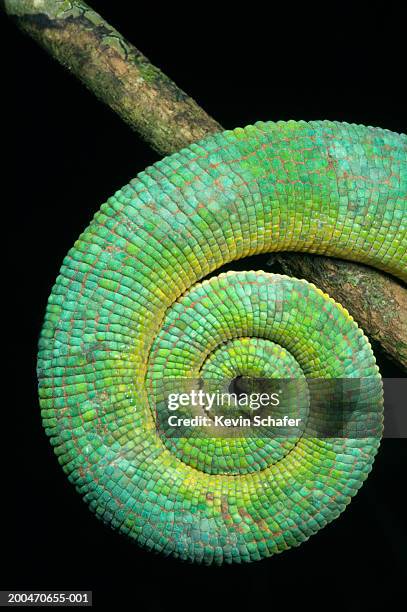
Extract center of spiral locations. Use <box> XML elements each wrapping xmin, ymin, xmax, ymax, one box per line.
<box><xmin>145</xmin><ymin>273</ymin><xmax>333</xmax><ymax>476</ymax></box>
<box><xmin>228</xmin><ymin>375</ymin><xmax>246</xmax><ymax>397</ymax></box>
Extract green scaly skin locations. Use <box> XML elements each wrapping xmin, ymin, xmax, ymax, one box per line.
<box><xmin>38</xmin><ymin>120</ymin><xmax>407</xmax><ymax>564</ymax></box>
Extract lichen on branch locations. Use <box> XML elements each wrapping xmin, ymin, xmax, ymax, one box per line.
<box><xmin>3</xmin><ymin>0</ymin><xmax>222</xmax><ymax>155</ymax></box>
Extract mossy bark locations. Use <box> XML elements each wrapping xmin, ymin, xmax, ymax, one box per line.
<box><xmin>3</xmin><ymin>0</ymin><xmax>222</xmax><ymax>155</ymax></box>
<box><xmin>4</xmin><ymin>0</ymin><xmax>406</xmax><ymax>370</ymax></box>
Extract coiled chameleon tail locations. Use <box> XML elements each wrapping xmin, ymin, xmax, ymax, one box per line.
<box><xmin>38</xmin><ymin>120</ymin><xmax>406</xmax><ymax>564</ymax></box>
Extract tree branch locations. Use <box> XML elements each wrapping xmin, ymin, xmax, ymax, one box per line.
<box><xmin>4</xmin><ymin>0</ymin><xmax>406</xmax><ymax>370</ymax></box>
<box><xmin>3</xmin><ymin>0</ymin><xmax>222</xmax><ymax>155</ymax></box>
<box><xmin>272</xmin><ymin>254</ymin><xmax>407</xmax><ymax>370</ymax></box>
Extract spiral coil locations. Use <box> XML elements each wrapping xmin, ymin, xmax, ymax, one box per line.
<box><xmin>38</xmin><ymin>120</ymin><xmax>407</xmax><ymax>563</ymax></box>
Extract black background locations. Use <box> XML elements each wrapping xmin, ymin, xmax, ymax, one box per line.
<box><xmin>3</xmin><ymin>2</ymin><xmax>406</xmax><ymax>610</ymax></box>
